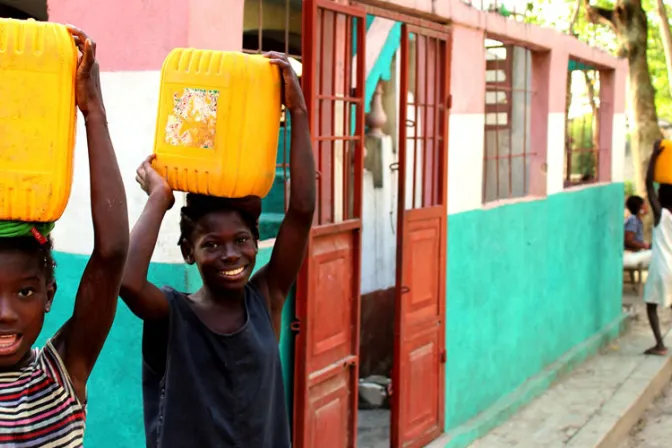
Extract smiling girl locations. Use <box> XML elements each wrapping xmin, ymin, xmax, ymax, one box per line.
<box><xmin>119</xmin><ymin>52</ymin><xmax>315</xmax><ymax>447</ymax></box>
<box><xmin>0</xmin><ymin>27</ymin><xmax>128</xmax><ymax>446</ymax></box>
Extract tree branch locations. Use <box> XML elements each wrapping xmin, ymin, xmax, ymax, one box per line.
<box><xmin>569</xmin><ymin>0</ymin><xmax>582</xmax><ymax>35</ymax></box>
<box><xmin>581</xmin><ymin>0</ymin><xmax>616</xmax><ymax>31</ymax></box>
<box><xmin>655</xmin><ymin>0</ymin><xmax>672</xmax><ymax>96</ymax></box>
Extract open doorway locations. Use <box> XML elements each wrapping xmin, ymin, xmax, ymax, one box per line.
<box><xmin>357</xmin><ymin>43</ymin><xmax>400</xmax><ymax>448</ymax></box>
<box><xmin>256</xmin><ymin>1</ymin><xmax>449</xmax><ymax>445</ymax></box>
<box><xmin>357</xmin><ymin>18</ymin><xmax>449</xmax><ymax>448</ymax></box>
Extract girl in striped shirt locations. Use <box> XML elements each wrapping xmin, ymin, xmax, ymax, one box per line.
<box><xmin>0</xmin><ymin>26</ymin><xmax>128</xmax><ymax>447</ymax></box>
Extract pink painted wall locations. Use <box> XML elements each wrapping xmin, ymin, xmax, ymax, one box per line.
<box><xmin>449</xmin><ymin>25</ymin><xmax>485</xmax><ymax>114</ymax></box>
<box><xmin>379</xmin><ymin>0</ymin><xmax>627</xmax><ymax>77</ymax></box>
<box><xmin>188</xmin><ymin>0</ymin><xmax>244</xmax><ymax>51</ymax></box>
<box><xmin>48</xmin><ymin>0</ymin><xmax>244</xmax><ymax>71</ymax></box>
<box><xmin>529</xmin><ymin>50</ymin><xmax>551</xmax><ymax>196</ymax></box>
<box><xmin>49</xmin><ymin>0</ymin><xmax>188</xmax><ymax>71</ymax></box>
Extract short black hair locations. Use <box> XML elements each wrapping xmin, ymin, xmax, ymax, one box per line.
<box><xmin>178</xmin><ymin>194</ymin><xmax>262</xmax><ymax>245</ymax></box>
<box><xmin>0</xmin><ymin>236</ymin><xmax>55</xmax><ymax>284</ymax></box>
<box><xmin>660</xmin><ymin>184</ymin><xmax>672</xmax><ymax>209</ymax></box>
<box><xmin>626</xmin><ymin>195</ymin><xmax>645</xmax><ymax>216</ymax></box>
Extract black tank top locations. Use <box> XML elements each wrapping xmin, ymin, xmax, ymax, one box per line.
<box><xmin>141</xmin><ymin>284</ymin><xmax>290</xmax><ymax>448</ymax></box>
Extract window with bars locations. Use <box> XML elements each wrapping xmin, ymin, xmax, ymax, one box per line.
<box><xmin>483</xmin><ymin>39</ymin><xmax>534</xmax><ymax>203</ymax></box>
<box><xmin>242</xmin><ymin>0</ymin><xmax>302</xmax><ymax>238</ymax></box>
<box><xmin>564</xmin><ymin>62</ymin><xmax>601</xmax><ymax>187</ymax></box>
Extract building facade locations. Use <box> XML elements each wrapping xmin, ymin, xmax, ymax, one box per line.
<box><xmin>15</xmin><ymin>0</ymin><xmax>628</xmax><ymax>446</ymax></box>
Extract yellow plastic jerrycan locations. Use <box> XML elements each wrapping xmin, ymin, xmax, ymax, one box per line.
<box><xmin>152</xmin><ymin>49</ymin><xmax>282</xmax><ymax>199</ymax></box>
<box><xmin>0</xmin><ymin>18</ymin><xmax>77</xmax><ymax>222</ymax></box>
<box><xmin>654</xmin><ymin>140</ymin><xmax>672</xmax><ymax>184</ymax></box>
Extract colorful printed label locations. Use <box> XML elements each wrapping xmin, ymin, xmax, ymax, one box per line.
<box><xmin>165</xmin><ymin>88</ymin><xmax>219</xmax><ymax>149</ymax></box>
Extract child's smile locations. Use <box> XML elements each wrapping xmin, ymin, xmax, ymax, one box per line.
<box><xmin>0</xmin><ymin>333</ymin><xmax>22</xmax><ymax>356</ymax></box>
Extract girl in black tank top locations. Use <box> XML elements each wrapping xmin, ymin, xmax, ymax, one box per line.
<box><xmin>119</xmin><ymin>52</ymin><xmax>315</xmax><ymax>448</ymax></box>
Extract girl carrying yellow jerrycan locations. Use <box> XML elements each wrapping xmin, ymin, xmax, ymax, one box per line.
<box><xmin>643</xmin><ymin>139</ymin><xmax>672</xmax><ymax>356</ymax></box>
<box><xmin>0</xmin><ymin>20</ymin><xmax>128</xmax><ymax>446</ymax></box>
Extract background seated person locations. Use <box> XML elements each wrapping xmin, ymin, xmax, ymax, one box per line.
<box><xmin>624</xmin><ymin>195</ymin><xmax>652</xmax><ymax>268</ymax></box>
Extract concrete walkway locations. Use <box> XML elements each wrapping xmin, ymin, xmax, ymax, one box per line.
<box><xmin>470</xmin><ymin>294</ymin><xmax>672</xmax><ymax>448</ymax></box>
<box><xmin>621</xmin><ymin>379</ymin><xmax>672</xmax><ymax>447</ymax></box>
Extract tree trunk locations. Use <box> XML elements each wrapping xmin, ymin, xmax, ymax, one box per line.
<box><xmin>596</xmin><ymin>0</ymin><xmax>664</xmax><ymax>196</ymax></box>
<box><xmin>655</xmin><ymin>0</ymin><xmax>672</xmax><ymax>97</ymax></box>
<box><xmin>629</xmin><ymin>57</ymin><xmax>663</xmax><ymax>196</ymax></box>
<box><xmin>583</xmin><ymin>71</ymin><xmax>599</xmax><ymax>149</ymax></box>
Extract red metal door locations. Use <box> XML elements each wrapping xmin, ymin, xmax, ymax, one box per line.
<box><xmin>293</xmin><ymin>1</ymin><xmax>365</xmax><ymax>447</ymax></box>
<box><xmin>392</xmin><ymin>24</ymin><xmax>451</xmax><ymax>448</ymax></box>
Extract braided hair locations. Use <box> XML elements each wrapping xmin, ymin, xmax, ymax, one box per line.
<box><xmin>178</xmin><ymin>194</ymin><xmax>262</xmax><ymax>246</ymax></box>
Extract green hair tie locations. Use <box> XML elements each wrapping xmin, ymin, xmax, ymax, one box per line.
<box><xmin>0</xmin><ymin>221</ymin><xmax>55</xmax><ymax>241</ymax></box>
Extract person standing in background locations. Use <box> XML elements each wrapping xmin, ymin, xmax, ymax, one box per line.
<box><xmin>643</xmin><ymin>142</ymin><xmax>672</xmax><ymax>356</ymax></box>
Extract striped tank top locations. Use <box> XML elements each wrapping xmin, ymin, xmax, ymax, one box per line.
<box><xmin>0</xmin><ymin>339</ymin><xmax>86</xmax><ymax>447</ymax></box>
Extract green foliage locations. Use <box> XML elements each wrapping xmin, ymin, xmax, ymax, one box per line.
<box><xmin>568</xmin><ymin>113</ymin><xmax>597</xmax><ymax>176</ymax></box>
<box><xmin>568</xmin><ymin>114</ymin><xmax>595</xmax><ymax>149</ymax></box>
<box><xmin>624</xmin><ymin>180</ymin><xmax>636</xmax><ymax>197</ymax></box>
<box><xmin>647</xmin><ymin>1</ymin><xmax>672</xmax><ymax>121</ymax></box>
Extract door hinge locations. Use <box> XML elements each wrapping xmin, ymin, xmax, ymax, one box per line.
<box><xmin>446</xmin><ymin>94</ymin><xmax>453</xmax><ymax>109</ymax></box>
<box><xmin>290</xmin><ymin>319</ymin><xmax>301</xmax><ymax>333</ymax></box>
<box><xmin>440</xmin><ymin>349</ymin><xmax>447</xmax><ymax>364</ymax></box>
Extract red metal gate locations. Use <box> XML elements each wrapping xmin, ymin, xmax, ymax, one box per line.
<box><xmin>293</xmin><ymin>1</ymin><xmax>366</xmax><ymax>447</ymax></box>
<box><xmin>392</xmin><ymin>23</ymin><xmax>451</xmax><ymax>448</ymax></box>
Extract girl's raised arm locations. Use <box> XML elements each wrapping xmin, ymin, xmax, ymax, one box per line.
<box><xmin>54</xmin><ymin>27</ymin><xmax>129</xmax><ymax>403</ymax></box>
<box><xmin>647</xmin><ymin>140</ymin><xmax>664</xmax><ymax>226</ymax></box>
<box><xmin>119</xmin><ymin>155</ymin><xmax>174</xmax><ymax>321</ymax></box>
<box><xmin>251</xmin><ymin>52</ymin><xmax>316</xmax><ymax>339</ymax></box>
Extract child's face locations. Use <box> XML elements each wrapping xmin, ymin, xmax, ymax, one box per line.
<box><xmin>640</xmin><ymin>202</ymin><xmax>649</xmax><ymax>216</ymax></box>
<box><xmin>182</xmin><ymin>210</ymin><xmax>258</xmax><ymax>293</ymax></box>
<box><xmin>0</xmin><ymin>250</ymin><xmax>54</xmax><ymax>369</ymax></box>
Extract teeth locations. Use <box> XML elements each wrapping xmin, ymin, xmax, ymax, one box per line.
<box><xmin>221</xmin><ymin>267</ymin><xmax>245</xmax><ymax>277</ymax></box>
<box><xmin>0</xmin><ymin>335</ymin><xmax>17</xmax><ymax>347</ymax></box>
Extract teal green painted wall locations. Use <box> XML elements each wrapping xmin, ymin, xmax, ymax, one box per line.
<box><xmin>37</xmin><ymin>252</ymin><xmax>187</xmax><ymax>447</ymax></box>
<box><xmin>445</xmin><ymin>184</ymin><xmax>624</xmax><ymax>430</ymax></box>
<box><xmin>37</xmin><ymin>245</ymin><xmax>293</xmax><ymax>447</ymax></box>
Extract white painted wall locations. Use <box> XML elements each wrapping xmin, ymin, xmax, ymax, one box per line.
<box><xmin>447</xmin><ymin>114</ymin><xmax>485</xmax><ymax>215</ymax></box>
<box><xmin>546</xmin><ymin>113</ymin><xmax>566</xmax><ymax>195</ymax></box>
<box><xmin>360</xmin><ymin>98</ymin><xmax>422</xmax><ymax>292</ymax></box>
<box><xmin>446</xmin><ymin>108</ymin><xmax>626</xmax><ymax>214</ymax></box>
<box><xmin>52</xmin><ymin>71</ymin><xmax>185</xmax><ymax>263</ymax></box>
<box><xmin>611</xmin><ymin>112</ymin><xmax>626</xmax><ymax>183</ymax></box>
<box><xmin>361</xmin><ymin>136</ymin><xmax>398</xmax><ymax>294</ymax></box>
